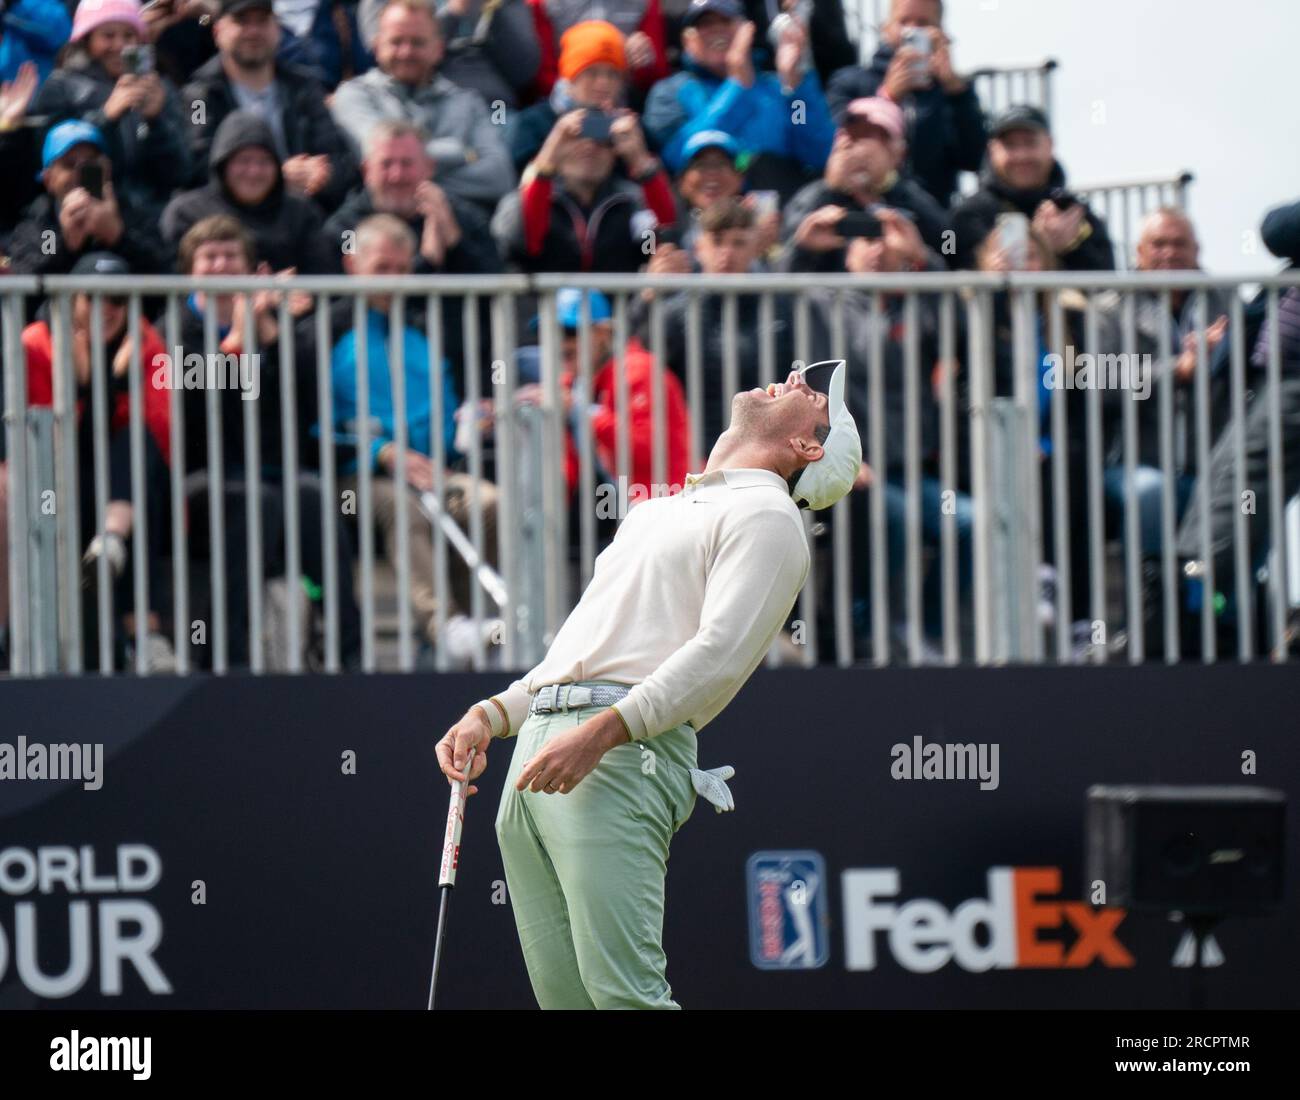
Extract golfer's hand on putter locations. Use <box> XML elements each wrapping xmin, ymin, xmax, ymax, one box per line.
<box><xmin>516</xmin><ymin>710</ymin><xmax>629</xmax><ymax>795</ymax></box>
<box><xmin>436</xmin><ymin>707</ymin><xmax>493</xmax><ymax>797</ymax></box>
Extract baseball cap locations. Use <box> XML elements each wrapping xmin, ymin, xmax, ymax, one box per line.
<box><xmin>990</xmin><ymin>104</ymin><xmax>1050</xmax><ymax>138</ymax></box>
<box><xmin>843</xmin><ymin>97</ymin><xmax>905</xmax><ymax>140</ymax></box>
<box><xmin>681</xmin><ymin>129</ymin><xmax>741</xmax><ymax>165</ymax></box>
<box><xmin>219</xmin><ymin>0</ymin><xmax>274</xmax><ymax>16</ymax></box>
<box><xmin>791</xmin><ymin>360</ymin><xmax>863</xmax><ymax>511</ymax></box>
<box><xmin>683</xmin><ymin>0</ymin><xmax>743</xmax><ymax>27</ymax></box>
<box><xmin>69</xmin><ymin>252</ymin><xmax>131</xmax><ymax>277</ymax></box>
<box><xmin>40</xmin><ymin>120</ymin><xmax>106</xmax><ymax>171</ymax></box>
<box><xmin>529</xmin><ymin>288</ymin><xmax>614</xmax><ymax>332</ymax></box>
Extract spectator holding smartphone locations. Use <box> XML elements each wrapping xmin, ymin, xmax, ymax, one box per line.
<box><xmin>825</xmin><ymin>0</ymin><xmax>983</xmax><ymax>207</ymax></box>
<box><xmin>492</xmin><ymin>103</ymin><xmax>675</xmax><ymax>272</ymax></box>
<box><xmin>507</xmin><ymin>19</ymin><xmax>639</xmax><ymax>174</ymax></box>
<box><xmin>950</xmin><ymin>105</ymin><xmax>1114</xmax><ymax>273</ymax></box>
<box><xmin>661</xmin><ymin>129</ymin><xmax>776</xmax><ymax>255</ymax></box>
<box><xmin>32</xmin><ymin>0</ymin><xmax>193</xmax><ymax>226</ymax></box>
<box><xmin>8</xmin><ymin>119</ymin><xmax>170</xmax><ymax>275</ymax></box>
<box><xmin>782</xmin><ymin>95</ymin><xmax>948</xmax><ymax>272</ymax></box>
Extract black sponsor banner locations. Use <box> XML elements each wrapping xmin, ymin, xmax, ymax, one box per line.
<box><xmin>0</xmin><ymin>666</ymin><xmax>1295</xmax><ymax>1010</ymax></box>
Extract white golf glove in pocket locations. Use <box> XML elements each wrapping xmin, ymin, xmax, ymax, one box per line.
<box><xmin>688</xmin><ymin>765</ymin><xmax>736</xmax><ymax>813</ymax></box>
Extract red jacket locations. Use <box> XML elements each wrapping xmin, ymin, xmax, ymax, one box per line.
<box><xmin>560</xmin><ymin>337</ymin><xmax>692</xmax><ymax>501</ymax></box>
<box><xmin>23</xmin><ymin>319</ymin><xmax>172</xmax><ymax>465</ymax></box>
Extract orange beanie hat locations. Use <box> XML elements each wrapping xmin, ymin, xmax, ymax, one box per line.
<box><xmin>558</xmin><ymin>20</ymin><xmax>627</xmax><ymax>81</ymax></box>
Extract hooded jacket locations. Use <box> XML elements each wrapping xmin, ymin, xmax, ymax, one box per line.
<box><xmin>949</xmin><ymin>159</ymin><xmax>1116</xmax><ymax>273</ymax></box>
<box><xmin>30</xmin><ymin>52</ymin><xmax>192</xmax><ymax>226</ymax></box>
<box><xmin>825</xmin><ymin>41</ymin><xmax>987</xmax><ymax>206</ymax></box>
<box><xmin>180</xmin><ymin>55</ymin><xmax>360</xmax><ymax>212</ymax></box>
<box><xmin>160</xmin><ymin>111</ymin><xmax>333</xmax><ymax>273</ymax></box>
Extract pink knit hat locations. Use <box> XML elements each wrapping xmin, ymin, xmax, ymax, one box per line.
<box><xmin>71</xmin><ymin>0</ymin><xmax>147</xmax><ymax>42</ymax></box>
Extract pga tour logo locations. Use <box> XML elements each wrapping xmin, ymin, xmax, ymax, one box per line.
<box><xmin>746</xmin><ymin>851</ymin><xmax>829</xmax><ymax>970</ymax></box>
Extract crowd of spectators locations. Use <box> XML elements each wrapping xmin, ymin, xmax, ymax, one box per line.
<box><xmin>0</xmin><ymin>0</ymin><xmax>1295</xmax><ymax>671</ymax></box>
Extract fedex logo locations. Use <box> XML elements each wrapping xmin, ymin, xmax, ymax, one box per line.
<box><xmin>842</xmin><ymin>867</ymin><xmax>1133</xmax><ymax>972</ymax></box>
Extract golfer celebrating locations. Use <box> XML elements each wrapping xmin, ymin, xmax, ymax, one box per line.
<box><xmin>437</xmin><ymin>359</ymin><xmax>862</xmax><ymax>1008</ymax></box>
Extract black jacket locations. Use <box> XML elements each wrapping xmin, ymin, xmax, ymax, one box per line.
<box><xmin>491</xmin><ymin>174</ymin><xmax>658</xmax><ymax>274</ymax></box>
<box><xmin>321</xmin><ymin>186</ymin><xmax>502</xmax><ymax>277</ymax></box>
<box><xmin>29</xmin><ymin>54</ymin><xmax>192</xmax><ymax>226</ymax></box>
<box><xmin>826</xmin><ymin>43</ymin><xmax>987</xmax><ymax>206</ymax></box>
<box><xmin>160</xmin><ymin>111</ymin><xmax>334</xmax><ymax>273</ymax></box>
<box><xmin>781</xmin><ymin>174</ymin><xmax>952</xmax><ymax>271</ymax></box>
<box><xmin>181</xmin><ymin>55</ymin><xmax>360</xmax><ymax>212</ymax></box>
<box><xmin>0</xmin><ymin>125</ymin><xmax>43</xmax><ymax>243</ymax></box>
<box><xmin>949</xmin><ymin>160</ymin><xmax>1116</xmax><ymax>272</ymax></box>
<box><xmin>6</xmin><ymin>191</ymin><xmax>170</xmax><ymax>277</ymax></box>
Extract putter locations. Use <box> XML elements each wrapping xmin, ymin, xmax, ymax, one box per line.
<box><xmin>427</xmin><ymin>749</ymin><xmax>474</xmax><ymax>1009</ymax></box>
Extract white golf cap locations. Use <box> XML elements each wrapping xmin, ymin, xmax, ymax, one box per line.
<box><xmin>791</xmin><ymin>359</ymin><xmax>862</xmax><ymax>511</ymax></box>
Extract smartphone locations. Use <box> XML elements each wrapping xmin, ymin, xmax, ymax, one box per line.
<box><xmin>120</xmin><ymin>44</ymin><xmax>154</xmax><ymax>76</ymax></box>
<box><xmin>78</xmin><ymin>161</ymin><xmax>104</xmax><ymax>200</ymax></box>
<box><xmin>1049</xmin><ymin>187</ymin><xmax>1080</xmax><ymax>211</ymax></box>
<box><xmin>579</xmin><ymin>111</ymin><xmax>612</xmax><ymax>144</ymax></box>
<box><xmin>995</xmin><ymin>211</ymin><xmax>1029</xmax><ymax>268</ymax></box>
<box><xmin>900</xmin><ymin>25</ymin><xmax>932</xmax><ymax>81</ymax></box>
<box><xmin>654</xmin><ymin>225</ymin><xmax>683</xmax><ymax>249</ymax></box>
<box><xmin>748</xmin><ymin>190</ymin><xmax>780</xmax><ymax>218</ymax></box>
<box><xmin>837</xmin><ymin>211</ymin><xmax>884</xmax><ymax>240</ymax></box>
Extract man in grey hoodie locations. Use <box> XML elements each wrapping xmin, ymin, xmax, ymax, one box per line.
<box><xmin>331</xmin><ymin>0</ymin><xmax>515</xmax><ymax>209</ymax></box>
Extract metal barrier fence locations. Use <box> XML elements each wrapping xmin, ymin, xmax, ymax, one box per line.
<box><xmin>1075</xmin><ymin>171</ymin><xmax>1195</xmax><ymax>269</ymax></box>
<box><xmin>970</xmin><ymin>59</ymin><xmax>1058</xmax><ymax>125</ymax></box>
<box><xmin>2</xmin><ymin>271</ymin><xmax>1297</xmax><ymax>677</ymax></box>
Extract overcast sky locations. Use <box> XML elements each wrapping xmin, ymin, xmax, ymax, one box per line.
<box><xmin>869</xmin><ymin>0</ymin><xmax>1299</xmax><ymax>273</ymax></box>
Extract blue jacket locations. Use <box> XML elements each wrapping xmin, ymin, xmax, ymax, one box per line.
<box><xmin>0</xmin><ymin>0</ymin><xmax>71</xmax><ymax>85</ymax></box>
<box><xmin>643</xmin><ymin>56</ymin><xmax>834</xmax><ymax>175</ymax></box>
<box><xmin>329</xmin><ymin>309</ymin><xmax>458</xmax><ymax>473</ymax></box>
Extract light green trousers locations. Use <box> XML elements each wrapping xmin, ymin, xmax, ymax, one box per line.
<box><xmin>494</xmin><ymin>690</ymin><xmax>699</xmax><ymax>1009</ymax></box>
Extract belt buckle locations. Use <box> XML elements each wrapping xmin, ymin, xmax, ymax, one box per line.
<box><xmin>534</xmin><ymin>684</ymin><xmax>557</xmax><ymax>713</ymax></box>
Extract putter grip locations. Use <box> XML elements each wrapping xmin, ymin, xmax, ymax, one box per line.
<box><xmin>438</xmin><ymin>772</ymin><xmax>470</xmax><ymax>888</ymax></box>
